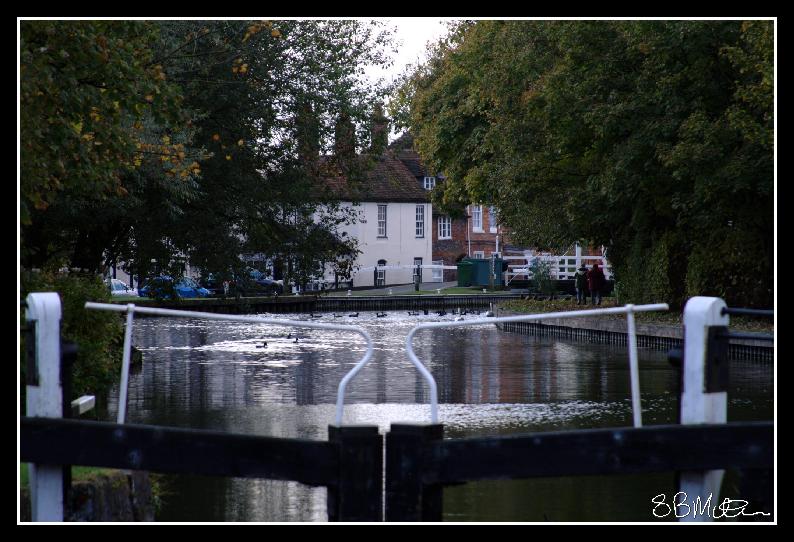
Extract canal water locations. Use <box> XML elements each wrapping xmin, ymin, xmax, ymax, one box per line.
<box><xmin>108</xmin><ymin>311</ymin><xmax>773</xmax><ymax>522</ymax></box>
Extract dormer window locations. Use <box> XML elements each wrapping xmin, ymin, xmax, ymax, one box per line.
<box><xmin>423</xmin><ymin>176</ymin><xmax>436</xmax><ymax>190</ymax></box>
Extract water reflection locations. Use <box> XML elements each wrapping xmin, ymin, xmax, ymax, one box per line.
<box><xmin>108</xmin><ymin>311</ymin><xmax>773</xmax><ymax>522</ymax></box>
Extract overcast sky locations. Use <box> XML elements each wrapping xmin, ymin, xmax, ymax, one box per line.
<box><xmin>366</xmin><ymin>18</ymin><xmax>452</xmax><ymax>86</ymax></box>
<box><xmin>362</xmin><ymin>18</ymin><xmax>452</xmax><ymax>139</ymax></box>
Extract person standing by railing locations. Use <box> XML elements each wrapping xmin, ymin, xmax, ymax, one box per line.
<box><xmin>574</xmin><ymin>264</ymin><xmax>588</xmax><ymax>305</ymax></box>
<box><xmin>587</xmin><ymin>263</ymin><xmax>606</xmax><ymax>306</ymax></box>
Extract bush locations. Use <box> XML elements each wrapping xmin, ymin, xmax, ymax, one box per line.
<box><xmin>21</xmin><ymin>269</ymin><xmax>123</xmax><ymax>413</ymax></box>
<box><xmin>529</xmin><ymin>259</ymin><xmax>555</xmax><ymax>296</ymax></box>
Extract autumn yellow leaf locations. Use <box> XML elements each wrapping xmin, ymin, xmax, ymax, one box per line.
<box><xmin>237</xmin><ymin>139</ymin><xmax>244</xmax><ymax>146</ymax></box>
<box><xmin>212</xmin><ymin>134</ymin><xmax>220</xmax><ymax>141</ymax></box>
<box><xmin>225</xmin><ymin>155</ymin><xmax>232</xmax><ymax>160</ymax></box>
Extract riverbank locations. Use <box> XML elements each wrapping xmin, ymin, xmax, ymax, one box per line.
<box><xmin>108</xmin><ymin>292</ymin><xmax>523</xmax><ymax>314</ymax></box>
<box><xmin>496</xmin><ymin>298</ymin><xmax>774</xmax><ymax>361</ymax></box>
<box><xmin>20</xmin><ymin>467</ymin><xmax>155</xmax><ymax>522</ymax></box>
<box><xmin>498</xmin><ymin>298</ymin><xmax>774</xmax><ymax>333</ymax></box>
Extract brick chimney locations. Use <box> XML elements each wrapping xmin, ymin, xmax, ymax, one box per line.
<box><xmin>296</xmin><ymin>97</ymin><xmax>319</xmax><ymax>175</ymax></box>
<box><xmin>369</xmin><ymin>103</ymin><xmax>388</xmax><ymax>155</ymax></box>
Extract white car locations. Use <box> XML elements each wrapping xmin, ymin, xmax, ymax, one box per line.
<box><xmin>109</xmin><ymin>278</ymin><xmax>138</xmax><ymax>297</ymax></box>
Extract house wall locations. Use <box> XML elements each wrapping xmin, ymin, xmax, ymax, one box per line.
<box><xmin>324</xmin><ymin>201</ymin><xmax>434</xmax><ymax>287</ymax></box>
<box><xmin>432</xmin><ymin>205</ymin><xmax>507</xmax><ymax>282</ymax></box>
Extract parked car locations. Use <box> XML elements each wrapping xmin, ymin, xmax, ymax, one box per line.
<box><xmin>138</xmin><ymin>276</ymin><xmax>210</xmax><ymax>299</ymax></box>
<box><xmin>251</xmin><ymin>276</ymin><xmax>283</xmax><ymax>295</ymax></box>
<box><xmin>109</xmin><ymin>278</ymin><xmax>138</xmax><ymax>297</ymax></box>
<box><xmin>228</xmin><ymin>269</ymin><xmax>282</xmax><ymax>296</ymax></box>
<box><xmin>200</xmin><ymin>273</ymin><xmax>228</xmax><ymax>297</ymax></box>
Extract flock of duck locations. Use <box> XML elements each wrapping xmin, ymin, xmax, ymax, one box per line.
<box><xmin>254</xmin><ymin>308</ymin><xmax>494</xmax><ymax>348</ymax></box>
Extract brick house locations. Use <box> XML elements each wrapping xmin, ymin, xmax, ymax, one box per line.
<box><xmin>390</xmin><ymin>133</ymin><xmax>612</xmax><ymax>284</ymax></box>
<box><xmin>391</xmin><ymin>134</ymin><xmax>505</xmax><ymax>282</ymax></box>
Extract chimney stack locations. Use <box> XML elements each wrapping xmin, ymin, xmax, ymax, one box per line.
<box><xmin>370</xmin><ymin>103</ymin><xmax>388</xmax><ymax>155</ymax></box>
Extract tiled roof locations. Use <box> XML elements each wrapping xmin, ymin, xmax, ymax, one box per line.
<box><xmin>394</xmin><ymin>149</ymin><xmax>427</xmax><ymax>178</ymax></box>
<box><xmin>319</xmin><ymin>152</ymin><xmax>429</xmax><ymax>203</ymax></box>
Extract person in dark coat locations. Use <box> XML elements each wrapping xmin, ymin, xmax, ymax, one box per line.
<box><xmin>587</xmin><ymin>263</ymin><xmax>606</xmax><ymax>305</ymax></box>
<box><xmin>574</xmin><ymin>264</ymin><xmax>588</xmax><ymax>305</ymax></box>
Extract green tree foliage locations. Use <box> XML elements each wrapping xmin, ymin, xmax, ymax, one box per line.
<box><xmin>20</xmin><ymin>21</ymin><xmax>190</xmax><ymax>229</ymax></box>
<box><xmin>21</xmin><ymin>20</ymin><xmax>395</xmax><ymax>287</ymax></box>
<box><xmin>20</xmin><ymin>20</ymin><xmax>395</xmax><ymax>396</ymax></box>
<box><xmin>398</xmin><ymin>20</ymin><xmax>773</xmax><ymax>308</ymax></box>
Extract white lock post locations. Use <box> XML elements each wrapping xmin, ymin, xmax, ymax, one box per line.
<box><xmin>679</xmin><ymin>296</ymin><xmax>730</xmax><ymax>522</ymax></box>
<box><xmin>25</xmin><ymin>292</ymin><xmax>64</xmax><ymax>522</ymax></box>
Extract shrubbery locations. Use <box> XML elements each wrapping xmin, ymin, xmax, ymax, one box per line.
<box><xmin>21</xmin><ymin>269</ymin><xmax>123</xmax><ymax>413</ymax></box>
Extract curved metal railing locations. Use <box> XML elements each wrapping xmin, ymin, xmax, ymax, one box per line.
<box><xmin>405</xmin><ymin>303</ymin><xmax>670</xmax><ymax>426</ymax></box>
<box><xmin>84</xmin><ymin>302</ymin><xmax>373</xmax><ymax>426</ymax></box>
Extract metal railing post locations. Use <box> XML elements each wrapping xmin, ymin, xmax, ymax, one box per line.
<box><xmin>117</xmin><ymin>304</ymin><xmax>136</xmax><ymax>424</ymax></box>
<box><xmin>25</xmin><ymin>292</ymin><xmax>64</xmax><ymax>522</ymax></box>
<box><xmin>625</xmin><ymin>305</ymin><xmax>642</xmax><ymax>427</ymax></box>
<box><xmin>679</xmin><ymin>296</ymin><xmax>730</xmax><ymax>522</ymax></box>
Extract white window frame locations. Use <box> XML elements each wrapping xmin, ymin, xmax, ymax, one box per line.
<box><xmin>471</xmin><ymin>205</ymin><xmax>483</xmax><ymax>232</ymax></box>
<box><xmin>377</xmin><ymin>204</ymin><xmax>387</xmax><ymax>237</ymax></box>
<box><xmin>415</xmin><ymin>205</ymin><xmax>425</xmax><ymax>238</ymax></box>
<box><xmin>489</xmin><ymin>206</ymin><xmax>498</xmax><ymax>233</ymax></box>
<box><xmin>376</xmin><ymin>259</ymin><xmax>386</xmax><ymax>286</ymax></box>
<box><xmin>473</xmin><ymin>251</ymin><xmax>485</xmax><ymax>259</ymax></box>
<box><xmin>438</xmin><ymin>216</ymin><xmax>452</xmax><ymax>240</ymax></box>
<box><xmin>423</xmin><ymin>176</ymin><xmax>436</xmax><ymax>190</ymax></box>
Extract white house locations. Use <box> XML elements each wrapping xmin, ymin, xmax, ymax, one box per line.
<box><xmin>319</xmin><ymin>153</ymin><xmax>433</xmax><ymax>288</ymax></box>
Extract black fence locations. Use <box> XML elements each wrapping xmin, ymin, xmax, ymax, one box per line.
<box><xmin>21</xmin><ymin>417</ymin><xmax>773</xmax><ymax>522</ymax></box>
<box><xmin>21</xmin><ymin>418</ymin><xmax>384</xmax><ymax>522</ymax></box>
<box><xmin>385</xmin><ymin>422</ymin><xmax>773</xmax><ymax>521</ymax></box>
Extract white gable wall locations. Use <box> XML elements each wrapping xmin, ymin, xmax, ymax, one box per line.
<box><xmin>323</xmin><ymin>201</ymin><xmax>433</xmax><ymax>287</ymax></box>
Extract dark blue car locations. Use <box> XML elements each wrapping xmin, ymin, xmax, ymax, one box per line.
<box><xmin>138</xmin><ymin>276</ymin><xmax>211</xmax><ymax>299</ymax></box>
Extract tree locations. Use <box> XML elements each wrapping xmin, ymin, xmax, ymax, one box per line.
<box><xmin>398</xmin><ymin>20</ymin><xmax>773</xmax><ymax>308</ymax></box>
<box><xmin>21</xmin><ymin>20</ymin><xmax>396</xmax><ymax>287</ymax></box>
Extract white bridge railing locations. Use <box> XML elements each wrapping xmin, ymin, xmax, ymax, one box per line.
<box><xmin>405</xmin><ymin>303</ymin><xmax>670</xmax><ymax>426</ymax></box>
<box><xmin>84</xmin><ymin>303</ymin><xmax>374</xmax><ymax>427</ymax></box>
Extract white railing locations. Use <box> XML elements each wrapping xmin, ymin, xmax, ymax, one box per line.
<box><xmin>404</xmin><ymin>303</ymin><xmax>670</xmax><ymax>426</ymax></box>
<box><xmin>504</xmin><ymin>248</ymin><xmax>613</xmax><ymax>283</ymax></box>
<box><xmin>84</xmin><ymin>303</ymin><xmax>374</xmax><ymax>427</ymax></box>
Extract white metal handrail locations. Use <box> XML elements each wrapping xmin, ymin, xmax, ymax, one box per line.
<box><xmin>84</xmin><ymin>302</ymin><xmax>374</xmax><ymax>426</ymax></box>
<box><xmin>405</xmin><ymin>303</ymin><xmax>669</xmax><ymax>425</ymax></box>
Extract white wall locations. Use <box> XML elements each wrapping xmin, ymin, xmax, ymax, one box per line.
<box><xmin>323</xmin><ymin>201</ymin><xmax>433</xmax><ymax>287</ymax></box>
